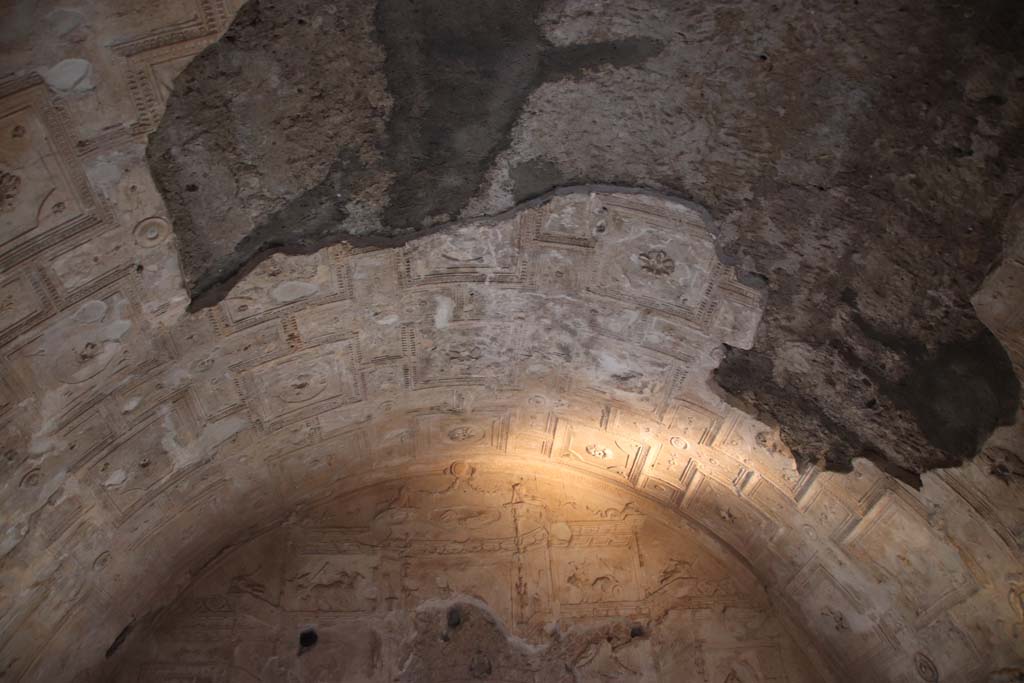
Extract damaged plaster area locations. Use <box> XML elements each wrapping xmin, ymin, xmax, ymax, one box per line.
<box><xmin>148</xmin><ymin>1</ymin><xmax>1024</xmax><ymax>476</ymax></box>
<box><xmin>148</xmin><ymin>0</ymin><xmax>662</xmax><ymax>308</ymax></box>
<box><xmin>397</xmin><ymin>599</ymin><xmax>665</xmax><ymax>682</ymax></box>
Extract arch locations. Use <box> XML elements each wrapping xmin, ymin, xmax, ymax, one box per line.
<box><xmin>105</xmin><ymin>464</ymin><xmax>835</xmax><ymax>682</ymax></box>
<box><xmin>1</xmin><ymin>183</ymin><xmax>1020</xmax><ymax>681</ymax></box>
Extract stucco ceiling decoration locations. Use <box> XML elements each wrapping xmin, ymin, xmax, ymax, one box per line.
<box><xmin>0</xmin><ymin>154</ymin><xmax>1021</xmax><ymax>679</ymax></box>
<box><xmin>2</xmin><ymin>0</ymin><xmax>1024</xmax><ymax>681</ymax></box>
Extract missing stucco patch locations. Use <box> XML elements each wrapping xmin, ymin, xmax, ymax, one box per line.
<box><xmin>147</xmin><ymin>0</ymin><xmax>661</xmax><ymax>310</ymax></box>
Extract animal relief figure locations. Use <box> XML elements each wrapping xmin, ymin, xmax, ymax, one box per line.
<box><xmin>228</xmin><ymin>567</ymin><xmax>269</xmax><ymax>601</ymax></box>
<box><xmin>1010</xmin><ymin>577</ymin><xmax>1024</xmax><ymax>639</ymax></box>
<box><xmin>574</xmin><ymin>638</ymin><xmax>643</xmax><ymax>681</ymax></box>
<box><xmin>288</xmin><ymin>648</ymin><xmax>349</xmax><ymax>683</ymax></box>
<box><xmin>429</xmin><ymin>505</ymin><xmax>501</xmax><ymax>530</ymax></box>
<box><xmin>658</xmin><ymin>558</ymin><xmax>694</xmax><ymax>587</ymax></box>
<box><xmin>288</xmin><ymin>559</ymin><xmax>372</xmax><ymax>612</ymax></box>
<box><xmin>589</xmin><ymin>501</ymin><xmax>640</xmax><ymax>521</ymax></box>
<box><xmin>566</xmin><ymin>559</ymin><xmax>623</xmax><ymax>604</ymax></box>
<box><xmin>373</xmin><ymin>484</ymin><xmax>417</xmax><ymax>531</ymax></box>
<box><xmin>723</xmin><ymin>663</ymin><xmax>763</xmax><ymax>683</ymax></box>
<box><xmin>708</xmin><ymin>651</ymin><xmax>766</xmax><ymax>683</ymax></box>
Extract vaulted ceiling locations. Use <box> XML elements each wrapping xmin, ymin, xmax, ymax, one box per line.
<box><xmin>1</xmin><ymin>1</ymin><xmax>1024</xmax><ymax>682</ymax></box>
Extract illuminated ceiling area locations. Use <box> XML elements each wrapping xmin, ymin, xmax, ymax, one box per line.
<box><xmin>2</xmin><ymin>1</ymin><xmax>1024</xmax><ymax>683</ymax></box>
<box><xmin>113</xmin><ymin>466</ymin><xmax>837</xmax><ymax>683</ymax></box>
<box><xmin>2</xmin><ymin>182</ymin><xmax>1022</xmax><ymax>682</ymax></box>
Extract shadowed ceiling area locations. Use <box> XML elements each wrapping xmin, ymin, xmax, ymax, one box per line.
<box><xmin>2</xmin><ymin>1</ymin><xmax>1024</xmax><ymax>682</ymax></box>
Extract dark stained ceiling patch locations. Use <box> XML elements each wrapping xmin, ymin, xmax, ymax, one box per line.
<box><xmin>147</xmin><ymin>0</ymin><xmax>662</xmax><ymax>310</ymax></box>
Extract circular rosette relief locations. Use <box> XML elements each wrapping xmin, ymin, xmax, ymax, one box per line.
<box><xmin>133</xmin><ymin>216</ymin><xmax>171</xmax><ymax>248</ymax></box>
<box><xmin>445</xmin><ymin>425</ymin><xmax>485</xmax><ymax>444</ymax></box>
<box><xmin>276</xmin><ymin>370</ymin><xmax>329</xmax><ymax>404</ymax></box>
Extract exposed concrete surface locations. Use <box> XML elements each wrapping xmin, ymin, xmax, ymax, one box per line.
<box><xmin>148</xmin><ymin>0</ymin><xmax>662</xmax><ymax>308</ymax></box>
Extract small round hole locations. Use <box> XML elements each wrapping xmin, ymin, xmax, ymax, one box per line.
<box><xmin>299</xmin><ymin>628</ymin><xmax>318</xmax><ymax>649</ymax></box>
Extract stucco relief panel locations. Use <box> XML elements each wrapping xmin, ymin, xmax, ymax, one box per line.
<box><xmin>0</xmin><ymin>79</ymin><xmax>96</xmax><ymax>253</ymax></box>
<box><xmin>401</xmin><ymin>215</ymin><xmax>527</xmax><ymax>286</ymax></box>
<box><xmin>240</xmin><ymin>338</ymin><xmax>360</xmax><ymax>429</ymax></box>
<box><xmin>4</xmin><ymin>289</ymin><xmax>168</xmax><ymax>427</ymax></box>
<box><xmin>410</xmin><ymin>321</ymin><xmax>522</xmax><ymax>388</ymax></box>
<box><xmin>552</xmin><ymin>419</ymin><xmax>648</xmax><ymax>484</ymax></box>
<box><xmin>839</xmin><ymin>491</ymin><xmax>981</xmax><ymax>626</ymax></box>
